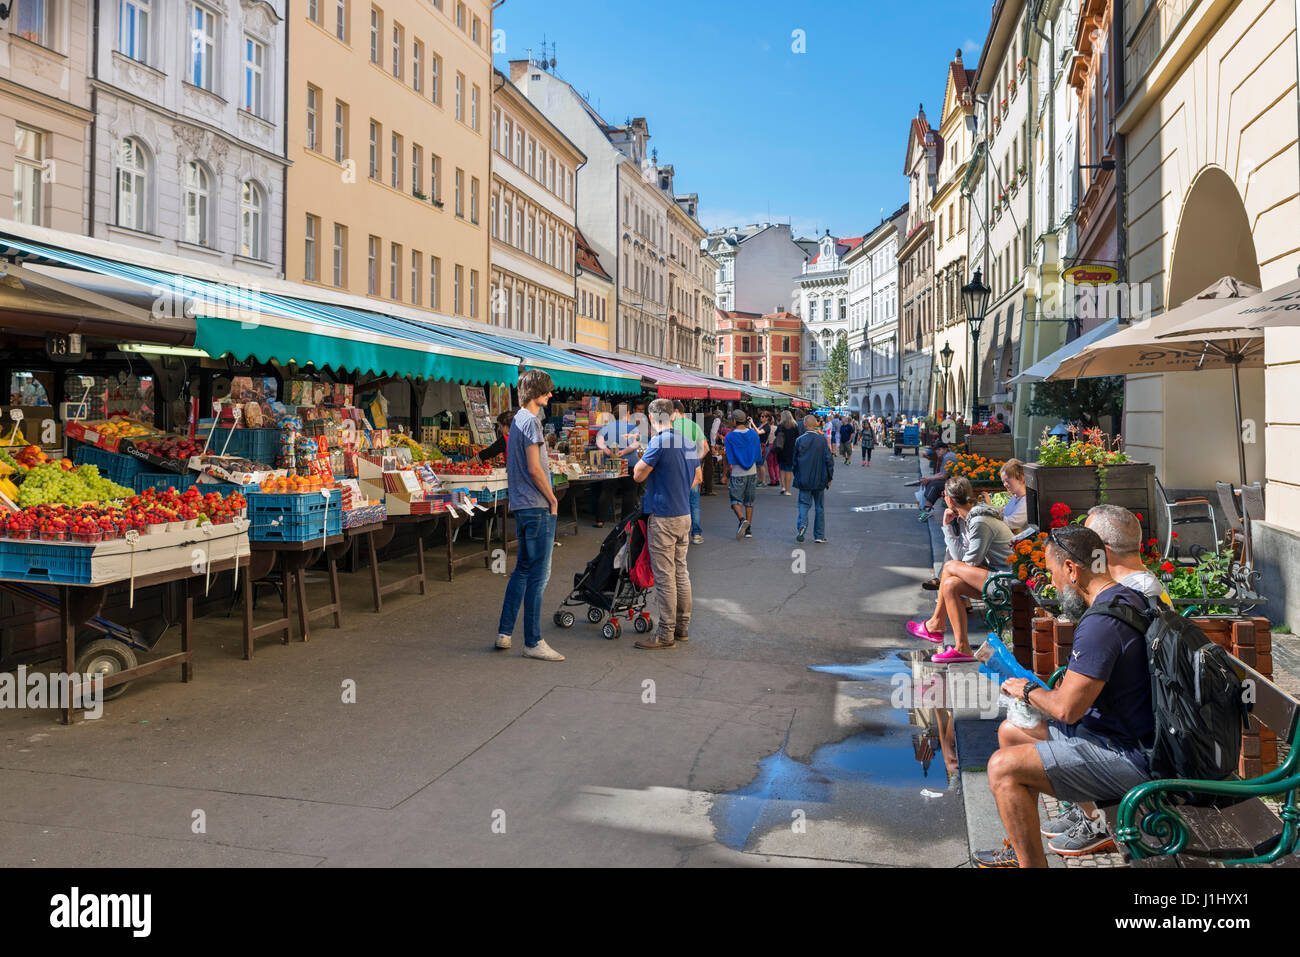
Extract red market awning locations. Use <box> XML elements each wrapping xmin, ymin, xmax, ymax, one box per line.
<box><xmin>571</xmin><ymin>351</ymin><xmax>718</xmax><ymax>400</ymax></box>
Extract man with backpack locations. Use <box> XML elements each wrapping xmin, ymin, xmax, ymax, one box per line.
<box><xmin>973</xmin><ymin>525</ymin><xmax>1156</xmax><ymax>868</ymax></box>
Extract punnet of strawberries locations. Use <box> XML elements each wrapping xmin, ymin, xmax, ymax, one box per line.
<box><xmin>0</xmin><ymin>485</ymin><xmax>249</xmax><ymax>540</ymax></box>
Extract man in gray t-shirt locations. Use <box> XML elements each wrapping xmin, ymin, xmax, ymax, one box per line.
<box><xmin>506</xmin><ymin>407</ymin><xmax>550</xmax><ymax>512</ymax></box>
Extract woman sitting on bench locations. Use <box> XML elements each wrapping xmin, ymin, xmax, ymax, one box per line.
<box><xmin>908</xmin><ymin>475</ymin><xmax>1014</xmax><ymax>663</ymax></box>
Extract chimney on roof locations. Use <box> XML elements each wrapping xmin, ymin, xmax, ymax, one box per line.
<box><xmin>508</xmin><ymin>60</ymin><xmax>530</xmax><ymax>84</ymax></box>
<box><xmin>955</xmin><ymin>48</ymin><xmax>962</xmax><ymax>62</ymax></box>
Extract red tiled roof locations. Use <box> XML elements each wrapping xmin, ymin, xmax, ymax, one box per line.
<box><xmin>575</xmin><ymin>229</ymin><xmax>612</xmax><ymax>281</ymax></box>
<box><xmin>808</xmin><ymin>235</ymin><xmax>864</xmax><ymax>265</ymax></box>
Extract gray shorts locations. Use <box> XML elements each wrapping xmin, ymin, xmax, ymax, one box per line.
<box><xmin>729</xmin><ymin>474</ymin><xmax>757</xmax><ymax>506</ymax></box>
<box><xmin>1035</xmin><ymin>723</ymin><xmax>1153</xmax><ymax>803</ymax></box>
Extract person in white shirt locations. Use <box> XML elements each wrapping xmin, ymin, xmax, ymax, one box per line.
<box><xmin>999</xmin><ymin>459</ymin><xmax>1030</xmax><ymax>533</ymax></box>
<box><xmin>1084</xmin><ymin>504</ymin><xmax>1171</xmax><ymax>605</ymax></box>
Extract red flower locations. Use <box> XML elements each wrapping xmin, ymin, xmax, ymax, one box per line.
<box><xmin>1171</xmin><ymin>531</ymin><xmax>1179</xmax><ymax>539</ymax></box>
<box><xmin>1160</xmin><ymin>561</ymin><xmax>1175</xmax><ymax>573</ymax></box>
<box><xmin>1134</xmin><ymin>512</ymin><xmax>1144</xmax><ymax>522</ymax></box>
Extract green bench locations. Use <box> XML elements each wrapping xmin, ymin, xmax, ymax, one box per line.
<box><xmin>1043</xmin><ymin>659</ymin><xmax>1300</xmax><ymax>866</ymax></box>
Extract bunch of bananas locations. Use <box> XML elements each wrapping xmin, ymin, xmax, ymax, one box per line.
<box><xmin>93</xmin><ymin>419</ymin><xmax>154</xmax><ymax>439</ymax></box>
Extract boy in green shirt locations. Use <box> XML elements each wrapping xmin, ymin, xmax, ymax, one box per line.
<box><xmin>672</xmin><ymin>401</ymin><xmax>707</xmax><ymax>544</ymax></box>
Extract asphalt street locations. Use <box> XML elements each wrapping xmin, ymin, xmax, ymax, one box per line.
<box><xmin>0</xmin><ymin>448</ymin><xmax>969</xmax><ymax>867</ymax></box>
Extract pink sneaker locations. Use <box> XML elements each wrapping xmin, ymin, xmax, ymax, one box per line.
<box><xmin>906</xmin><ymin>620</ymin><xmax>945</xmax><ymax>644</ymax></box>
<box><xmin>932</xmin><ymin>647</ymin><xmax>976</xmax><ymax>663</ymax></box>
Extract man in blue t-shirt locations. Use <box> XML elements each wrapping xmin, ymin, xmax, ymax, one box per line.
<box><xmin>973</xmin><ymin>525</ymin><xmax>1155</xmax><ymax>869</ymax></box>
<box><xmin>594</xmin><ymin>401</ymin><xmax>643</xmax><ymax>527</ymax></box>
<box><xmin>723</xmin><ymin>410</ymin><xmax>761</xmax><ymax>539</ymax></box>
<box><xmin>632</xmin><ymin>398</ymin><xmax>700</xmax><ymax>650</ymax></box>
<box><xmin>495</xmin><ymin>370</ymin><xmax>564</xmax><ymax>662</ymax></box>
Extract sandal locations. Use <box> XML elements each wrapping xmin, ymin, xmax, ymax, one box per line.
<box><xmin>922</xmin><ymin>577</ymin><xmax>941</xmax><ymax>591</ymax></box>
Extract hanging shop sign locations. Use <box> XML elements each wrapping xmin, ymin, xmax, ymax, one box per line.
<box><xmin>45</xmin><ymin>332</ymin><xmax>86</xmax><ymax>363</ymax></box>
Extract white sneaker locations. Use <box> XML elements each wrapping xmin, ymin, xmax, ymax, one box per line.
<box><xmin>523</xmin><ymin>640</ymin><xmax>565</xmax><ymax>662</ymax></box>
<box><xmin>495</xmin><ymin>633</ymin><xmax>511</xmax><ymax>650</ymax></box>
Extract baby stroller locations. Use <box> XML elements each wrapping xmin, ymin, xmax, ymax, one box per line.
<box><xmin>553</xmin><ymin>514</ymin><xmax>654</xmax><ymax>639</ymax></box>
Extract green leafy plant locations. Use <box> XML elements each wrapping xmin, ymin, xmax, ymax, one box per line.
<box><xmin>821</xmin><ymin>337</ymin><xmax>850</xmax><ymax>407</ymax></box>
<box><xmin>1024</xmin><ymin>376</ymin><xmax>1124</xmax><ymax>429</ymax></box>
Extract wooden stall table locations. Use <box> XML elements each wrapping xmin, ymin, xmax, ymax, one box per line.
<box><xmin>437</xmin><ymin>507</ymin><xmax>489</xmax><ymax>581</ymax></box>
<box><xmin>353</xmin><ymin>515</ymin><xmax>433</xmax><ymax>607</ymax></box>
<box><xmin>245</xmin><ymin>535</ymin><xmax>344</xmax><ymax>655</ymax></box>
<box><xmin>1</xmin><ymin>553</ymin><xmax>252</xmax><ymax>725</ymax></box>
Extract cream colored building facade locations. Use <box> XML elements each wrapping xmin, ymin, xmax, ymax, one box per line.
<box><xmin>666</xmin><ymin>188</ymin><xmax>707</xmax><ymax>370</ymax></box>
<box><xmin>287</xmin><ymin>0</ymin><xmax>493</xmax><ymax>318</ymax></box>
<box><xmin>699</xmin><ymin>249</ymin><xmax>719</xmax><ymax>373</ymax></box>
<box><xmin>1</xmin><ymin>2</ymin><xmax>93</xmax><ymax>234</ymax></box>
<box><xmin>1115</xmin><ymin>0</ymin><xmax>1300</xmax><ymax>623</ymax></box>
<box><xmin>488</xmin><ymin>70</ymin><xmax>580</xmax><ymax>343</ymax></box>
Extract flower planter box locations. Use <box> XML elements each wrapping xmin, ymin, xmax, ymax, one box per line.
<box><xmin>965</xmin><ymin>434</ymin><xmax>1014</xmax><ymax>461</ymax></box>
<box><xmin>1023</xmin><ymin>461</ymin><xmax>1156</xmax><ymax>539</ymax></box>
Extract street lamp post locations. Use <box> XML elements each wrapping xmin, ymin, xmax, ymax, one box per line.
<box><xmin>939</xmin><ymin>340</ymin><xmax>954</xmax><ymax>417</ymax></box>
<box><xmin>961</xmin><ymin>268</ymin><xmax>992</xmax><ymax>424</ymax></box>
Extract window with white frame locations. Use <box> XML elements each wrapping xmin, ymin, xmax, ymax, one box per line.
<box><xmin>240</xmin><ymin>181</ymin><xmax>264</xmax><ymax>259</ymax></box>
<box><xmin>116</xmin><ymin>137</ymin><xmax>149</xmax><ymax>231</ymax></box>
<box><xmin>306</xmin><ymin>85</ymin><xmax>320</xmax><ymax>151</ymax></box>
<box><xmin>16</xmin><ymin>0</ymin><xmax>51</xmax><ymax>46</ymax></box>
<box><xmin>243</xmin><ymin>37</ymin><xmax>266</xmax><ymax>117</ymax></box>
<box><xmin>119</xmin><ymin>0</ymin><xmax>151</xmax><ymax>63</ymax></box>
<box><xmin>413</xmin><ymin>41</ymin><xmax>423</xmax><ymax>93</ymax></box>
<box><xmin>430</xmin><ymin>154</ymin><xmax>440</xmax><ymax>202</ymax></box>
<box><xmin>12</xmin><ymin>125</ymin><xmax>45</xmax><ymax>226</ymax></box>
<box><xmin>411</xmin><ymin>144</ymin><xmax>423</xmax><ymax>195</ymax></box>
<box><xmin>430</xmin><ymin>52</ymin><xmax>440</xmax><ymax>104</ymax></box>
<box><xmin>469</xmin><ymin>270</ymin><xmax>478</xmax><ymax>319</ymax></box>
<box><xmin>368</xmin><ymin>120</ymin><xmax>380</xmax><ymax>178</ymax></box>
<box><xmin>470</xmin><ymin>85</ymin><xmax>479</xmax><ymax>131</ymax></box>
<box><xmin>430</xmin><ymin>256</ymin><xmax>440</xmax><ymax>309</ymax></box>
<box><xmin>369</xmin><ymin>6</ymin><xmax>381</xmax><ymax>65</ymax></box>
<box><xmin>390</xmin><ymin>131</ymin><xmax>401</xmax><ymax>189</ymax></box>
<box><xmin>183</xmin><ymin>160</ymin><xmax>211</xmax><ymax>246</ymax></box>
<box><xmin>305</xmin><ymin>214</ymin><xmax>320</xmax><ymax>281</ymax></box>
<box><xmin>390</xmin><ymin>242</ymin><xmax>401</xmax><ymax>299</ymax></box>
<box><xmin>454</xmin><ymin>168</ymin><xmax>463</xmax><ymax>217</ymax></box>
<box><xmin>470</xmin><ymin>177</ymin><xmax>478</xmax><ymax>224</ymax></box>
<box><xmin>410</xmin><ymin>250</ymin><xmax>421</xmax><ymax>304</ymax></box>
<box><xmin>333</xmin><ymin>223</ymin><xmax>347</xmax><ymax>287</ymax></box>
<box><xmin>334</xmin><ymin>100</ymin><xmax>348</xmax><ymax>162</ymax></box>
<box><xmin>335</xmin><ymin>0</ymin><xmax>349</xmax><ymax>41</ymax></box>
<box><xmin>454</xmin><ymin>264</ymin><xmax>462</xmax><ymax>314</ymax></box>
<box><xmin>391</xmin><ymin>24</ymin><xmax>403</xmax><ymax>79</ymax></box>
<box><xmin>189</xmin><ymin>4</ymin><xmax>218</xmax><ymax>92</ymax></box>
<box><xmin>455</xmin><ymin>73</ymin><xmax>463</xmax><ymax>122</ymax></box>
<box><xmin>367</xmin><ymin>235</ymin><xmax>379</xmax><ymax>294</ymax></box>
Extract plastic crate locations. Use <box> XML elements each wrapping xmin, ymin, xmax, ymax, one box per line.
<box><xmin>73</xmin><ymin>444</ymin><xmax>146</xmax><ymax>487</ymax></box>
<box><xmin>246</xmin><ymin>488</ymin><xmax>342</xmax><ymax>542</ymax></box>
<box><xmin>0</xmin><ymin>539</ymin><xmax>94</xmax><ymax>584</ymax></box>
<box><xmin>194</xmin><ymin>481</ymin><xmax>257</xmax><ymax>498</ymax></box>
<box><xmin>133</xmin><ymin>472</ymin><xmax>200</xmax><ymax>494</ymax></box>
<box><xmin>207</xmin><ymin>428</ymin><xmax>280</xmax><ymax>465</ymax></box>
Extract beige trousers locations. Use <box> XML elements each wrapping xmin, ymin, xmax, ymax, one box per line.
<box><xmin>647</xmin><ymin>514</ymin><xmax>692</xmax><ymax>640</ymax></box>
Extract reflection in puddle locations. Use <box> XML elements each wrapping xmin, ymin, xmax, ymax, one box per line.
<box><xmin>711</xmin><ymin>650</ymin><xmax>961</xmax><ymax>851</ymax></box>
<box><xmin>851</xmin><ymin>503</ymin><xmax>920</xmax><ymax>512</ymax></box>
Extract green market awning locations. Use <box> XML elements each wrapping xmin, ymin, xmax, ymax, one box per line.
<box><xmin>424</xmin><ymin>325</ymin><xmax>642</xmax><ymax>395</ymax></box>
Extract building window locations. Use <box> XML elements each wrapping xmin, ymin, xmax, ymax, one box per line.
<box><xmin>306</xmin><ymin>85</ymin><xmax>321</xmax><ymax>151</ymax></box>
<box><xmin>782</xmin><ymin>362</ymin><xmax>790</xmax><ymax>382</ymax></box>
<box><xmin>502</xmin><ymin>199</ymin><xmax>511</xmax><ymax>243</ymax></box>
<box><xmin>430</xmin><ymin>154</ymin><xmax>440</xmax><ymax>202</ymax></box>
<box><xmin>390</xmin><ymin>131</ymin><xmax>401</xmax><ymax>188</ymax></box>
<box><xmin>116</xmin><ymin>137</ymin><xmax>149</xmax><ymax>231</ymax></box>
<box><xmin>12</xmin><ymin>125</ymin><xmax>45</xmax><ymax>226</ymax></box>
<box><xmin>334</xmin><ymin>100</ymin><xmax>349</xmax><ymax>163</ymax></box>
<box><xmin>410</xmin><ymin>250</ymin><xmax>421</xmax><ymax>304</ymax></box>
<box><xmin>305</xmin><ymin>214</ymin><xmax>320</xmax><ymax>281</ymax></box>
<box><xmin>469</xmin><ymin>270</ymin><xmax>478</xmax><ymax>319</ymax></box>
<box><xmin>308</xmin><ymin>0</ymin><xmax>320</xmax><ymax>24</ymax></box>
<box><xmin>367</xmin><ymin>235</ymin><xmax>379</xmax><ymax>294</ymax></box>
<box><xmin>470</xmin><ymin>85</ymin><xmax>480</xmax><ymax>131</ymax></box>
<box><xmin>490</xmin><ymin>194</ymin><xmax>497</xmax><ymax>238</ymax></box>
<box><xmin>430</xmin><ymin>256</ymin><xmax>440</xmax><ymax>309</ymax></box>
<box><xmin>239</xmin><ymin>181</ymin><xmax>263</xmax><ymax>259</ymax></box>
<box><xmin>119</xmin><ymin>0</ymin><xmax>151</xmax><ymax>63</ymax></box>
<box><xmin>182</xmin><ymin>160</ymin><xmax>211</xmax><ymax>246</ymax></box>
<box><xmin>190</xmin><ymin>4</ymin><xmax>218</xmax><ymax>91</ymax></box>
<box><xmin>243</xmin><ymin>37</ymin><xmax>265</xmax><ymax>116</ymax></box>
<box><xmin>335</xmin><ymin>0</ymin><xmax>349</xmax><ymax>41</ymax></box>
<box><xmin>430</xmin><ymin>53</ymin><xmax>441</xmax><ymax>104</ymax></box>
<box><xmin>333</xmin><ymin>224</ymin><xmax>347</xmax><ymax>287</ymax></box>
<box><xmin>455</xmin><ymin>2</ymin><xmax>465</xmax><ymax>30</ymax></box>
<box><xmin>454</xmin><ymin>264</ymin><xmax>463</xmax><ymax>314</ymax></box>
<box><xmin>413</xmin><ymin>41</ymin><xmax>423</xmax><ymax>93</ymax></box>
<box><xmin>389</xmin><ymin>242</ymin><xmax>401</xmax><ymax>299</ymax></box>
<box><xmin>471</xmin><ymin>14</ymin><xmax>480</xmax><ymax>44</ymax></box>
<box><xmin>411</xmin><ymin>144</ymin><xmax>423</xmax><ymax>194</ymax></box>
<box><xmin>454</xmin><ymin>168</ymin><xmax>463</xmax><ymax>217</ymax></box>
<box><xmin>455</xmin><ymin>73</ymin><xmax>463</xmax><ymax>122</ymax></box>
<box><xmin>369</xmin><ymin>6</ymin><xmax>381</xmax><ymax>65</ymax></box>
<box><xmin>391</xmin><ymin>24</ymin><xmax>404</xmax><ymax>79</ymax></box>
<box><xmin>368</xmin><ymin>120</ymin><xmax>380</xmax><ymax>178</ymax></box>
<box><xmin>17</xmin><ymin>0</ymin><xmax>51</xmax><ymax>46</ymax></box>
<box><xmin>470</xmin><ymin>177</ymin><xmax>479</xmax><ymax>224</ymax></box>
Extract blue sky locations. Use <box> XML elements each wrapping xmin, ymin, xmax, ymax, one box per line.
<box><xmin>493</xmin><ymin>0</ymin><xmax>988</xmax><ymax>241</ymax></box>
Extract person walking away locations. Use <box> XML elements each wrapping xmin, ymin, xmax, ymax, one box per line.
<box><xmin>724</xmin><ymin>410</ymin><xmax>761</xmax><ymax>538</ymax></box>
<box><xmin>672</xmin><ymin>400</ymin><xmax>708</xmax><ymax>545</ymax></box>
<box><xmin>700</xmin><ymin>407</ymin><xmax>723</xmax><ymax>496</ymax></box>
<box><xmin>594</xmin><ymin>402</ymin><xmax>642</xmax><ymax>528</ymax></box>
<box><xmin>494</xmin><ymin>370</ymin><xmax>563</xmax><ymax>661</ymax></box>
<box><xmin>839</xmin><ymin>416</ymin><xmax>856</xmax><ymax>465</ymax></box>
<box><xmin>632</xmin><ymin>399</ymin><xmax>699</xmax><ymax>649</ymax></box>
<box><xmin>757</xmin><ymin>411</ymin><xmax>778</xmax><ymax>487</ymax></box>
<box><xmin>793</xmin><ymin>414</ymin><xmax>834</xmax><ymax>543</ymax></box>
<box><xmin>774</xmin><ymin>410</ymin><xmax>799</xmax><ymax>496</ymax></box>
<box><xmin>861</xmin><ymin>418</ymin><xmax>876</xmax><ymax>467</ymax></box>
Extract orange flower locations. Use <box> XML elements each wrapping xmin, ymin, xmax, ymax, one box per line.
<box><xmin>1017</xmin><ymin>566</ymin><xmax>1029</xmax><ymax>580</ymax></box>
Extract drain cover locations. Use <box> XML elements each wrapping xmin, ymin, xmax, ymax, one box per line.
<box><xmin>852</xmin><ymin>503</ymin><xmax>920</xmax><ymax>512</ymax></box>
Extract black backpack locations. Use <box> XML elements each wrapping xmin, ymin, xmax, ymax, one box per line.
<box><xmin>1080</xmin><ymin>597</ymin><xmax>1248</xmax><ymax>781</ymax></box>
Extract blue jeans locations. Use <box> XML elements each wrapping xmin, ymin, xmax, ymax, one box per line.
<box><xmin>497</xmin><ymin>508</ymin><xmax>556</xmax><ymax>648</ymax></box>
<box><xmin>689</xmin><ymin>485</ymin><xmax>701</xmax><ymax>538</ymax></box>
<box><xmin>797</xmin><ymin>489</ymin><xmax>826</xmax><ymax>540</ymax></box>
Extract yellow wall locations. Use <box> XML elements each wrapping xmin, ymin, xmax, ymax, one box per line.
<box><xmin>286</xmin><ymin>0</ymin><xmax>493</xmax><ymax>319</ymax></box>
<box><xmin>576</xmin><ymin>270</ymin><xmax>614</xmax><ymax>351</ymax></box>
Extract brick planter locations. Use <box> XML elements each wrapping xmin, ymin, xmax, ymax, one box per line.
<box><xmin>1023</xmin><ymin>461</ymin><xmax>1156</xmax><ymax>539</ymax></box>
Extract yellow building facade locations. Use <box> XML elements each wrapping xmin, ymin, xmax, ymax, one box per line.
<box><xmin>286</xmin><ymin>0</ymin><xmax>493</xmax><ymax>319</ymax></box>
<box><xmin>575</xmin><ymin>229</ymin><xmax>615</xmax><ymax>351</ymax></box>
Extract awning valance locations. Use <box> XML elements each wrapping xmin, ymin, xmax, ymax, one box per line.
<box><xmin>424</xmin><ymin>325</ymin><xmax>642</xmax><ymax>395</ymax></box>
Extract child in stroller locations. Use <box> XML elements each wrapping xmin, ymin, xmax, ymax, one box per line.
<box><xmin>553</xmin><ymin>514</ymin><xmax>655</xmax><ymax>640</ymax></box>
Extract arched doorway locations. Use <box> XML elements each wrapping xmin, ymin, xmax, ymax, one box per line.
<box><xmin>957</xmin><ymin>369</ymin><xmax>967</xmax><ymax>418</ymax></box>
<box><xmin>1145</xmin><ymin>165</ymin><xmax>1265</xmax><ymax>488</ymax></box>
<box><xmin>884</xmin><ymin>394</ymin><xmax>895</xmax><ymax>416</ymax></box>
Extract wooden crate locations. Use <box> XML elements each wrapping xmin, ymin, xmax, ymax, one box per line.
<box><xmin>1024</xmin><ymin>461</ymin><xmax>1156</xmax><ymax>539</ymax></box>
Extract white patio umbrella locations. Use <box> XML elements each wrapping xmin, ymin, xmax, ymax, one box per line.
<box><xmin>1047</xmin><ymin>277</ymin><xmax>1262</xmax><ymax>487</ymax></box>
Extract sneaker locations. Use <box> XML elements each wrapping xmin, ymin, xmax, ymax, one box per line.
<box><xmin>932</xmin><ymin>646</ymin><xmax>976</xmax><ymax>663</ymax></box>
<box><xmin>495</xmin><ymin>633</ymin><xmax>512</xmax><ymax>650</ymax></box>
<box><xmin>1048</xmin><ymin>814</ymin><xmax>1116</xmax><ymax>857</ymax></box>
<box><xmin>745</xmin><ymin>524</ymin><xmax>753</xmax><ymax>538</ymax></box>
<box><xmin>814</xmin><ymin>538</ymin><xmax>826</xmax><ymax>544</ymax></box>
<box><xmin>523</xmin><ymin>640</ymin><xmax>565</xmax><ymax>662</ymax></box>
<box><xmin>797</xmin><ymin>525</ymin><xmax>806</xmax><ymax>543</ymax></box>
<box><xmin>691</xmin><ymin>535</ymin><xmax>703</xmax><ymax>545</ymax></box>
<box><xmin>736</xmin><ymin>518</ymin><xmax>747</xmax><ymax>540</ymax></box>
<box><xmin>1040</xmin><ymin>803</ymin><xmax>1083</xmax><ymax>838</ymax></box>
<box><xmin>972</xmin><ymin>840</ymin><xmax>1019</xmax><ymax>868</ymax></box>
<box><xmin>917</xmin><ymin>508</ymin><xmax>932</xmax><ymax>523</ymax></box>
<box><xmin>906</xmin><ymin>620</ymin><xmax>945</xmax><ymax>644</ymax></box>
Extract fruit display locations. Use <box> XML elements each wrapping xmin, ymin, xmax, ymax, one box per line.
<box><xmin>16</xmin><ymin>463</ymin><xmax>134</xmax><ymax>507</ymax></box>
<box><xmin>0</xmin><ymin>447</ymin><xmax>24</xmax><ymax>474</ymax></box>
<box><xmin>437</xmin><ymin>435</ymin><xmax>474</xmax><ymax>457</ymax></box>
<box><xmin>12</xmin><ymin>444</ymin><xmax>49</xmax><ymax>469</ymax></box>
<box><xmin>257</xmin><ymin>474</ymin><xmax>334</xmax><ymax>493</ymax></box>
<box><xmin>0</xmin><ymin>487</ymin><xmax>248</xmax><ymax>542</ymax></box>
<box><xmin>430</xmin><ymin>460</ymin><xmax>492</xmax><ymax>477</ymax></box>
<box><xmin>392</xmin><ymin>434</ymin><xmax>429</xmax><ymax>462</ymax></box>
<box><xmin>129</xmin><ymin>435</ymin><xmax>207</xmax><ymax>461</ymax></box>
<box><xmin>87</xmin><ymin>419</ymin><xmax>156</xmax><ymax>439</ymax></box>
